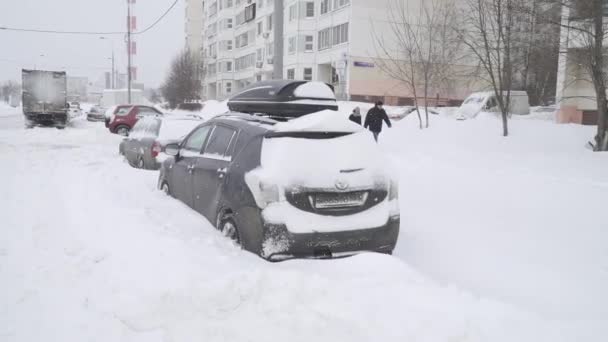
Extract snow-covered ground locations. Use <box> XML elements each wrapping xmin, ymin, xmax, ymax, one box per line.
<box><xmin>1</xmin><ymin>102</ymin><xmax>607</xmax><ymax>341</ymax></box>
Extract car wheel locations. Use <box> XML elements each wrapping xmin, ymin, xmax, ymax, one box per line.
<box><xmin>137</xmin><ymin>157</ymin><xmax>145</xmax><ymax>169</ymax></box>
<box><xmin>116</xmin><ymin>126</ymin><xmax>130</xmax><ymax>136</ymax></box>
<box><xmin>219</xmin><ymin>216</ymin><xmax>241</xmax><ymax>245</ymax></box>
<box><xmin>160</xmin><ymin>181</ymin><xmax>171</xmax><ymax>196</ymax></box>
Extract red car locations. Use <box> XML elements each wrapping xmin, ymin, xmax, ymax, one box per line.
<box><xmin>107</xmin><ymin>105</ymin><xmax>163</xmax><ymax>136</ymax></box>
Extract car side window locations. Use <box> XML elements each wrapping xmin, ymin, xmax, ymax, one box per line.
<box><xmin>203</xmin><ymin>125</ymin><xmax>236</xmax><ymax>159</ymax></box>
<box><xmin>138</xmin><ymin>107</ymin><xmax>160</xmax><ymax>116</ymax></box>
<box><xmin>183</xmin><ymin>125</ymin><xmax>212</xmax><ymax>152</ymax></box>
<box><xmin>115</xmin><ymin>107</ymin><xmax>132</xmax><ymax>116</ymax></box>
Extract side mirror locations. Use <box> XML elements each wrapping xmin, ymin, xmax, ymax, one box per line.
<box><xmin>165</xmin><ymin>143</ymin><xmax>180</xmax><ymax>157</ymax></box>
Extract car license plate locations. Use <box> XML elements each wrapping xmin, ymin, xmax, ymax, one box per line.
<box><xmin>313</xmin><ymin>192</ymin><xmax>368</xmax><ymax>209</ymax></box>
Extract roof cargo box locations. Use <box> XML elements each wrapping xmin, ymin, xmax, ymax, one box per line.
<box><xmin>227</xmin><ymin>80</ymin><xmax>339</xmax><ymax>118</ymax></box>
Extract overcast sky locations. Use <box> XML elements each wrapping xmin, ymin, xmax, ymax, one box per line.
<box><xmin>0</xmin><ymin>0</ymin><xmax>184</xmax><ymax>88</ymax></box>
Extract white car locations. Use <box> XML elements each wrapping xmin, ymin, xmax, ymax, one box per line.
<box><xmin>68</xmin><ymin>102</ymin><xmax>83</xmax><ymax>118</ymax></box>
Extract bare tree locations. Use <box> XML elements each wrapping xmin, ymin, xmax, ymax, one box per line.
<box><xmin>161</xmin><ymin>49</ymin><xmax>204</xmax><ymax>109</ymax></box>
<box><xmin>459</xmin><ymin>0</ymin><xmax>519</xmax><ymax>137</ymax></box>
<box><xmin>372</xmin><ymin>0</ymin><xmax>464</xmax><ymax>129</ymax></box>
<box><xmin>531</xmin><ymin>0</ymin><xmax>608</xmax><ymax>151</ymax></box>
<box><xmin>512</xmin><ymin>0</ymin><xmax>560</xmax><ymax>106</ymax></box>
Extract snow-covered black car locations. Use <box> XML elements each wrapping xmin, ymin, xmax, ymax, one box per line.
<box><xmin>157</xmin><ymin>81</ymin><xmax>400</xmax><ymax>260</ymax></box>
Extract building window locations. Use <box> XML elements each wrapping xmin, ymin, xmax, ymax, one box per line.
<box><xmin>235</xmin><ymin>53</ymin><xmax>256</xmax><ymax>71</ymax></box>
<box><xmin>208</xmin><ymin>63</ymin><xmax>217</xmax><ymax>76</ymax></box>
<box><xmin>287</xmin><ymin>68</ymin><xmax>295</xmax><ymax>80</ymax></box>
<box><xmin>225</xmin><ymin>18</ymin><xmax>233</xmax><ymax>29</ymax></box>
<box><xmin>288</xmin><ymin>36</ymin><xmax>296</xmax><ymax>54</ymax></box>
<box><xmin>257</xmin><ymin>48</ymin><xmax>263</xmax><ymax>61</ymax></box>
<box><xmin>318</xmin><ymin>28</ymin><xmax>331</xmax><ymax>50</ymax></box>
<box><xmin>304</xmin><ymin>35</ymin><xmax>314</xmax><ymax>52</ymax></box>
<box><xmin>258</xmin><ymin>0</ymin><xmax>263</xmax><ymax>9</ymax></box>
<box><xmin>257</xmin><ymin>21</ymin><xmax>263</xmax><ymax>35</ymax></box>
<box><xmin>209</xmin><ymin>1</ymin><xmax>218</xmax><ymax>16</ymax></box>
<box><xmin>320</xmin><ymin>0</ymin><xmax>330</xmax><ymax>14</ymax></box>
<box><xmin>226</xmin><ymin>0</ymin><xmax>233</xmax><ymax>8</ymax></box>
<box><xmin>225</xmin><ymin>61</ymin><xmax>233</xmax><ymax>72</ymax></box>
<box><xmin>225</xmin><ymin>82</ymin><xmax>232</xmax><ymax>94</ymax></box>
<box><xmin>289</xmin><ymin>4</ymin><xmax>297</xmax><ymax>21</ymax></box>
<box><xmin>332</xmin><ymin>22</ymin><xmax>349</xmax><ymax>45</ymax></box>
<box><xmin>244</xmin><ymin>3</ymin><xmax>256</xmax><ymax>23</ymax></box>
<box><xmin>334</xmin><ymin>0</ymin><xmax>350</xmax><ymax>9</ymax></box>
<box><xmin>305</xmin><ymin>2</ymin><xmax>315</xmax><ymax>18</ymax></box>
<box><xmin>227</xmin><ymin>40</ymin><xmax>233</xmax><ymax>50</ymax></box>
<box><xmin>267</xmin><ymin>14</ymin><xmax>273</xmax><ymax>31</ymax></box>
<box><xmin>303</xmin><ymin>67</ymin><xmax>313</xmax><ymax>81</ymax></box>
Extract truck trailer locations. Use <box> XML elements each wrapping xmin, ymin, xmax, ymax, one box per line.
<box><xmin>22</xmin><ymin>69</ymin><xmax>69</xmax><ymax>128</ymax></box>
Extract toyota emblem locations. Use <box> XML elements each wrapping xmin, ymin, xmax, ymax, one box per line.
<box><xmin>335</xmin><ymin>179</ymin><xmax>349</xmax><ymax>190</ymax></box>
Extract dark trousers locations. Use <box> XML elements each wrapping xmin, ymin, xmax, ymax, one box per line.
<box><xmin>372</xmin><ymin>131</ymin><xmax>380</xmax><ymax>142</ymax></box>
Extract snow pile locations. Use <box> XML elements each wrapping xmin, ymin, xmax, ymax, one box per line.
<box><xmin>293</xmin><ymin>81</ymin><xmax>336</xmax><ymax>99</ymax></box>
<box><xmin>1</xmin><ymin>105</ymin><xmax>607</xmax><ymax>341</ymax></box>
<box><xmin>0</xmin><ymin>102</ymin><xmax>20</xmax><ymax>118</ymax></box>
<box><xmin>383</xmin><ymin>113</ymin><xmax>608</xmax><ymax>326</ymax></box>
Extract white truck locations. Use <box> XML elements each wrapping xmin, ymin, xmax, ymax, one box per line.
<box><xmin>21</xmin><ymin>69</ymin><xmax>69</xmax><ymax>128</ymax></box>
<box><xmin>456</xmin><ymin>91</ymin><xmax>530</xmax><ymax>120</ymax></box>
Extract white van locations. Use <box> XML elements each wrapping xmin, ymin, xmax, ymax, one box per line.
<box><xmin>456</xmin><ymin>91</ymin><xmax>529</xmax><ymax>120</ymax></box>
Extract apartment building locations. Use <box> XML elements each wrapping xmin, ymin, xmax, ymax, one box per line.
<box><xmin>190</xmin><ymin>0</ymin><xmax>474</xmax><ymax>103</ymax></box>
<box><xmin>555</xmin><ymin>1</ymin><xmax>608</xmax><ymax>125</ymax></box>
<box><xmin>185</xmin><ymin>0</ymin><xmax>205</xmax><ymax>54</ymax></box>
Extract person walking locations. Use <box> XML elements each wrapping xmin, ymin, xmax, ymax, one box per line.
<box><xmin>364</xmin><ymin>101</ymin><xmax>392</xmax><ymax>142</ymax></box>
<box><xmin>349</xmin><ymin>107</ymin><xmax>362</xmax><ymax>125</ymax></box>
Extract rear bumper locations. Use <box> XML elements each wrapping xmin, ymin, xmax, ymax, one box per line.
<box><xmin>261</xmin><ymin>217</ymin><xmax>400</xmax><ymax>261</ymax></box>
<box><xmin>25</xmin><ymin>113</ymin><xmax>68</xmax><ymax>124</ymax></box>
<box><xmin>87</xmin><ymin>114</ymin><xmax>105</xmax><ymax>122</ymax></box>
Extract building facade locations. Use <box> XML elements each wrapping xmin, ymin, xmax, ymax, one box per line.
<box><xmin>188</xmin><ymin>0</ymin><xmax>475</xmax><ymax>103</ymax></box>
<box><xmin>555</xmin><ymin>1</ymin><xmax>608</xmax><ymax>125</ymax></box>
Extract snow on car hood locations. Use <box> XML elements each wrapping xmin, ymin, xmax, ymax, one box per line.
<box><xmin>456</xmin><ymin>103</ymin><xmax>483</xmax><ymax>118</ymax></box>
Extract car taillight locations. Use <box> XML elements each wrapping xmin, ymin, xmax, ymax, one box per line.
<box><xmin>389</xmin><ymin>178</ymin><xmax>399</xmax><ymax>200</ymax></box>
<box><xmin>151</xmin><ymin>141</ymin><xmax>161</xmax><ymax>158</ymax></box>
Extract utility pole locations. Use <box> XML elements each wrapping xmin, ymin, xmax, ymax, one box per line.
<box><xmin>127</xmin><ymin>1</ymin><xmax>132</xmax><ymax>104</ymax></box>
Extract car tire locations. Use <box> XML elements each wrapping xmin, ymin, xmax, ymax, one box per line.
<box><xmin>218</xmin><ymin>214</ymin><xmax>241</xmax><ymax>246</ymax></box>
<box><xmin>115</xmin><ymin>125</ymin><xmax>130</xmax><ymax>136</ymax></box>
<box><xmin>137</xmin><ymin>157</ymin><xmax>145</xmax><ymax>169</ymax></box>
<box><xmin>160</xmin><ymin>181</ymin><xmax>171</xmax><ymax>196</ymax></box>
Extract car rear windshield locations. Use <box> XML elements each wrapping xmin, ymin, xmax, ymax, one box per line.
<box><xmin>115</xmin><ymin>106</ymin><xmax>132</xmax><ymax>116</ymax></box>
<box><xmin>158</xmin><ymin>120</ymin><xmax>202</xmax><ymax>141</ymax></box>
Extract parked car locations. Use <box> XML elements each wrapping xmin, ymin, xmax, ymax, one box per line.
<box><xmin>119</xmin><ymin>116</ymin><xmax>203</xmax><ymax>170</ymax></box>
<box><xmin>107</xmin><ymin>105</ymin><xmax>163</xmax><ymax>136</ymax></box>
<box><xmin>86</xmin><ymin>105</ymin><xmax>106</xmax><ymax>122</ymax></box>
<box><xmin>455</xmin><ymin>91</ymin><xmax>530</xmax><ymax>120</ymax></box>
<box><xmin>104</xmin><ymin>105</ymin><xmax>131</xmax><ymax>127</ymax></box>
<box><xmin>157</xmin><ymin>80</ymin><xmax>400</xmax><ymax>261</ymax></box>
<box><xmin>68</xmin><ymin>102</ymin><xmax>83</xmax><ymax>119</ymax></box>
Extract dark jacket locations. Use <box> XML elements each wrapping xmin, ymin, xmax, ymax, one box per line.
<box><xmin>349</xmin><ymin>113</ymin><xmax>362</xmax><ymax>125</ymax></box>
<box><xmin>364</xmin><ymin>106</ymin><xmax>392</xmax><ymax>132</ymax></box>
